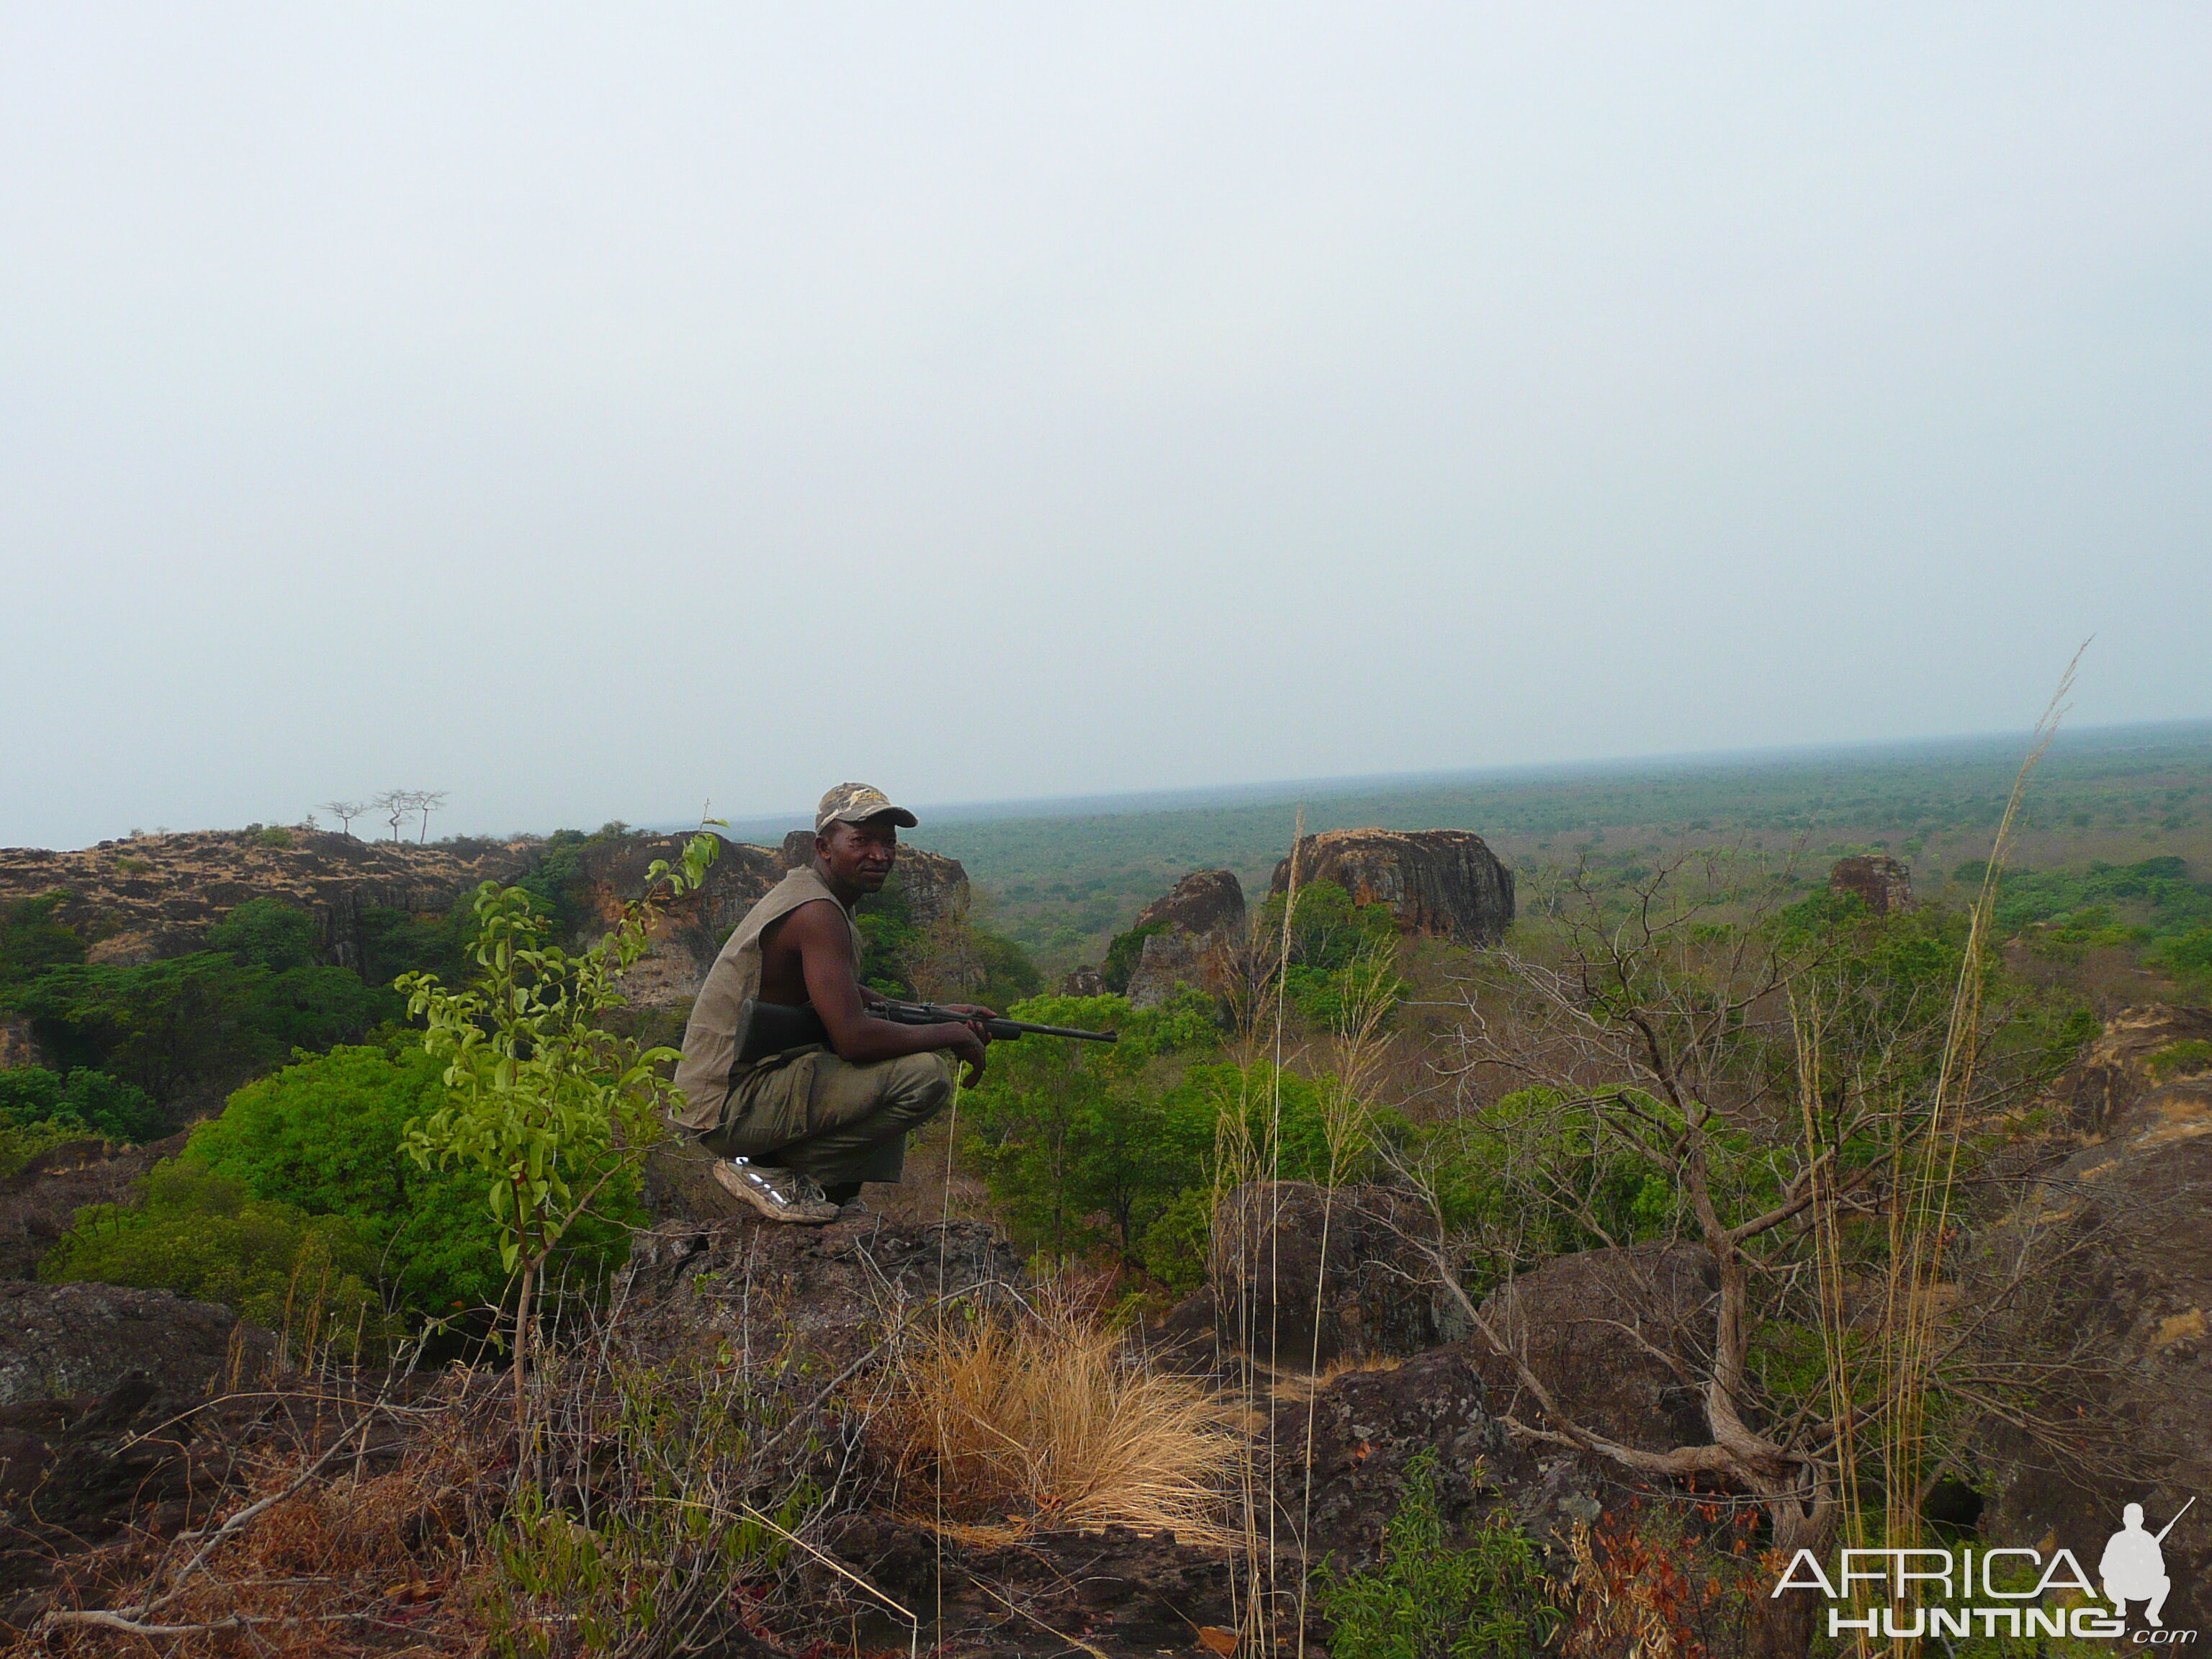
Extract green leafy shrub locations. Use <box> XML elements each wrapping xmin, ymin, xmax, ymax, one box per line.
<box><xmin>40</xmin><ymin>1161</ymin><xmax>391</xmax><ymax>1354</ymax></box>
<box><xmin>208</xmin><ymin>897</ymin><xmax>323</xmax><ymax>971</ymax></box>
<box><xmin>0</xmin><ymin>892</ymin><xmax>86</xmax><ymax>989</ymax></box>
<box><xmin>2147</xmin><ymin>1039</ymin><xmax>2212</xmax><ymax>1082</ymax></box>
<box><xmin>1256</xmin><ymin>880</ymin><xmax>1398</xmax><ymax>974</ymax></box>
<box><xmin>187</xmin><ymin>1042</ymin><xmax>637</xmax><ymax>1320</ymax></box>
<box><xmin>1313</xmin><ymin>1449</ymin><xmax>1560</xmax><ymax>1658</ymax></box>
<box><xmin>964</xmin><ymin>990</ymin><xmax>1393</xmax><ymax>1286</ymax></box>
<box><xmin>0</xmin><ymin>1066</ymin><xmax>166</xmax><ymax>1142</ymax></box>
<box><xmin>400</xmin><ymin>836</ymin><xmax>717</xmax><ymax>1408</ymax></box>
<box><xmin>2152</xmin><ymin>925</ymin><xmax>2212</xmax><ymax>989</ymax></box>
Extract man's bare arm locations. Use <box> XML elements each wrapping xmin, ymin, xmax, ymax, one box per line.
<box><xmin>785</xmin><ymin>902</ymin><xmax>987</xmax><ymax>1079</ymax></box>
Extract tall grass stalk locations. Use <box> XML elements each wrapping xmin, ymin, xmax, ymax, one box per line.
<box><xmin>1295</xmin><ymin>939</ymin><xmax>1400</xmax><ymax>1659</ymax></box>
<box><xmin>1803</xmin><ymin>648</ymin><xmax>2082</xmax><ymax>1657</ymax></box>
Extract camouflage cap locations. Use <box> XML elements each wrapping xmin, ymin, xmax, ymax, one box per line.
<box><xmin>815</xmin><ymin>782</ymin><xmax>919</xmax><ymax>833</ymax></box>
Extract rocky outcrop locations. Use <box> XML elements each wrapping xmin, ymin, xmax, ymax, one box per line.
<box><xmin>1829</xmin><ymin>853</ymin><xmax>1914</xmax><ymax>916</ymax></box>
<box><xmin>571</xmin><ymin>833</ymin><xmax>787</xmax><ymax>1007</ymax></box>
<box><xmin>1192</xmin><ymin>1181</ymin><xmax>1470</xmax><ymax>1369</ymax></box>
<box><xmin>1059</xmin><ymin>965</ymin><xmax>1106</xmax><ymax>997</ymax></box>
<box><xmin>1133</xmin><ymin>870</ymin><xmax>1246</xmax><ymax>941</ymax></box>
<box><xmin>0</xmin><ymin>1282</ymin><xmax>271</xmax><ymax>1408</ymax></box>
<box><xmin>0</xmin><ymin>830</ymin><xmax>535</xmax><ymax>971</ymax></box>
<box><xmin>1471</xmin><ymin>1244</ymin><xmax>1718</xmax><ymax>1455</ymax></box>
<box><xmin>1125</xmin><ymin>933</ymin><xmax>1213</xmax><ymax>1010</ymax></box>
<box><xmin>0</xmin><ymin>1022</ymin><xmax>36</xmax><ymax>1071</ymax></box>
<box><xmin>1123</xmin><ymin>871</ymin><xmax>1246</xmax><ymax>1010</ymax></box>
<box><xmin>1259</xmin><ymin>1344</ymin><xmax>1570</xmax><ymax>1566</ymax></box>
<box><xmin>1271</xmin><ymin>829</ymin><xmax>1514</xmax><ymax>946</ymax></box>
<box><xmin>1969</xmin><ymin>1004</ymin><xmax>2212</xmax><ymax>1630</ymax></box>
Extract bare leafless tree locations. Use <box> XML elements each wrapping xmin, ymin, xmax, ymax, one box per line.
<box><xmin>367</xmin><ymin>789</ymin><xmax>446</xmax><ymax>843</ymax></box>
<box><xmin>319</xmin><ymin>799</ymin><xmax>367</xmax><ymax>837</ymax></box>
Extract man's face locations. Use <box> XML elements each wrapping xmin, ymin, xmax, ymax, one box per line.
<box><xmin>817</xmin><ymin>816</ymin><xmax>898</xmax><ymax>893</ymax></box>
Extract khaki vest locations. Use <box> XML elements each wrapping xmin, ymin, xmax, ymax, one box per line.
<box><xmin>672</xmin><ymin>865</ymin><xmax>863</xmax><ymax>1131</ymax></box>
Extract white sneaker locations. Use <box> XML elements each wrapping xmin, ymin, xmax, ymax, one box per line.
<box><xmin>711</xmin><ymin>1159</ymin><xmax>838</xmax><ymax>1224</ymax></box>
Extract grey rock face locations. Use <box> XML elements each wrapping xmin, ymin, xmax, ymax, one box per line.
<box><xmin>1472</xmin><ymin>1244</ymin><xmax>1719</xmax><ymax>1455</ymax></box>
<box><xmin>1123</xmin><ymin>870</ymin><xmax>1246</xmax><ymax>1010</ymax></box>
<box><xmin>0</xmin><ymin>1282</ymin><xmax>271</xmax><ymax>1407</ymax></box>
<box><xmin>1970</xmin><ymin>1004</ymin><xmax>2212</xmax><ymax>1632</ymax></box>
<box><xmin>1131</xmin><ymin>870</ymin><xmax>1246</xmax><ymax>940</ymax></box>
<box><xmin>1204</xmin><ymin>1181</ymin><xmax>1470</xmax><ymax>1369</ymax></box>
<box><xmin>1270</xmin><ymin>828</ymin><xmax>1514</xmax><ymax>946</ymax></box>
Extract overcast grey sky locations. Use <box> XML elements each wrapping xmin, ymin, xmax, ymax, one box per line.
<box><xmin>3</xmin><ymin>4</ymin><xmax>2206</xmax><ymax>849</ymax></box>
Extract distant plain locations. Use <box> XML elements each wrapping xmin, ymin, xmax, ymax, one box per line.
<box><xmin>728</xmin><ymin>721</ymin><xmax>2212</xmax><ymax>971</ymax></box>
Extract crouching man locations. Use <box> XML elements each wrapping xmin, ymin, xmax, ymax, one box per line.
<box><xmin>673</xmin><ymin>783</ymin><xmax>989</xmax><ymax>1223</ymax></box>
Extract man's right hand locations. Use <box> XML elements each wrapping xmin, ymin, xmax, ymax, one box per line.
<box><xmin>947</xmin><ymin>1025</ymin><xmax>988</xmax><ymax>1087</ymax></box>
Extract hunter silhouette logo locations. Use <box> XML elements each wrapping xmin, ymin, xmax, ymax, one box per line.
<box><xmin>1771</xmin><ymin>1496</ymin><xmax>2197</xmax><ymax>1642</ymax></box>
<box><xmin>2103</xmin><ymin>1498</ymin><xmax>2192</xmax><ymax>1629</ymax></box>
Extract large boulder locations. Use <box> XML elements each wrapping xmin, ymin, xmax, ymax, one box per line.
<box><xmin>1969</xmin><ymin>1004</ymin><xmax>2212</xmax><ymax>1630</ymax></box>
<box><xmin>1271</xmin><ymin>829</ymin><xmax>1514</xmax><ymax>946</ymax></box>
<box><xmin>572</xmin><ymin>833</ymin><xmax>786</xmax><ymax>1007</ymax></box>
<box><xmin>1470</xmin><ymin>1244</ymin><xmax>1718</xmax><ymax>1455</ymax></box>
<box><xmin>1123</xmin><ymin>871</ymin><xmax>1246</xmax><ymax>1010</ymax></box>
<box><xmin>1132</xmin><ymin>870</ymin><xmax>1246</xmax><ymax>940</ymax></box>
<box><xmin>1829</xmin><ymin>854</ymin><xmax>1914</xmax><ymax>916</ymax></box>
<box><xmin>0</xmin><ymin>1281</ymin><xmax>272</xmax><ymax>1408</ymax></box>
<box><xmin>1200</xmin><ymin>1181</ymin><xmax>1470</xmax><ymax>1369</ymax></box>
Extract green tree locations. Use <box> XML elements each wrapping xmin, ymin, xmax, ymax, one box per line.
<box><xmin>963</xmin><ymin>991</ymin><xmax>1220</xmax><ymax>1261</ymax></box>
<box><xmin>400</xmin><ymin>833</ymin><xmax>719</xmax><ymax>1424</ymax></box>
<box><xmin>0</xmin><ymin>892</ymin><xmax>85</xmax><ymax>990</ymax></box>
<box><xmin>207</xmin><ymin>897</ymin><xmax>323</xmax><ymax>971</ymax></box>
<box><xmin>186</xmin><ymin>1042</ymin><xmax>631</xmax><ymax>1321</ymax></box>
<box><xmin>20</xmin><ymin>954</ymin><xmax>391</xmax><ymax>1099</ymax></box>
<box><xmin>0</xmin><ymin>1066</ymin><xmax>165</xmax><ymax>1142</ymax></box>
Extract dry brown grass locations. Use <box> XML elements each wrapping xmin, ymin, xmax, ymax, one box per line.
<box><xmin>867</xmin><ymin>1293</ymin><xmax>1247</xmax><ymax>1547</ymax></box>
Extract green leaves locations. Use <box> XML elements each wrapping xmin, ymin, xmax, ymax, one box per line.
<box><xmin>1313</xmin><ymin>1450</ymin><xmax>1561</xmax><ymax>1658</ymax></box>
<box><xmin>398</xmin><ymin>834</ymin><xmax>719</xmax><ymax>1295</ymax></box>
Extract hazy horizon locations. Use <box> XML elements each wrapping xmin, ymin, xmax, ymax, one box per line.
<box><xmin>6</xmin><ymin>6</ymin><xmax>2208</xmax><ymax>850</ymax></box>
<box><xmin>22</xmin><ymin>716</ymin><xmax>2207</xmax><ymax>851</ymax></box>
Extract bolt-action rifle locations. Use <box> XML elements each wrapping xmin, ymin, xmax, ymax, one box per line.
<box><xmin>734</xmin><ymin>996</ymin><xmax>1116</xmax><ymax>1066</ymax></box>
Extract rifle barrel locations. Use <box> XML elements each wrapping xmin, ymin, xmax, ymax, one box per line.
<box><xmin>993</xmin><ymin>1020</ymin><xmax>1118</xmax><ymax>1043</ymax></box>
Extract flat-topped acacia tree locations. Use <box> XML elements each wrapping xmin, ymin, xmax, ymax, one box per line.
<box><xmin>397</xmin><ymin>831</ymin><xmax>719</xmax><ymax>1432</ymax></box>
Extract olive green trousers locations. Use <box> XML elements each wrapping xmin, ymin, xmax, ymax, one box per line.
<box><xmin>696</xmin><ymin>1047</ymin><xmax>956</xmax><ymax>1185</ymax></box>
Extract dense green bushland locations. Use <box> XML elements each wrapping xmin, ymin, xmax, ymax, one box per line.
<box><xmin>41</xmin><ymin>1159</ymin><xmax>390</xmax><ymax>1354</ymax></box>
<box><xmin>40</xmin><ymin>1041</ymin><xmax>639</xmax><ymax>1329</ymax></box>
<box><xmin>922</xmin><ymin>722</ymin><xmax>2212</xmax><ymax>966</ymax></box>
<box><xmin>0</xmin><ymin>1065</ymin><xmax>163</xmax><ymax>1143</ymax></box>
<box><xmin>0</xmin><ymin>892</ymin><xmax>397</xmax><ymax>1116</ymax></box>
<box><xmin>963</xmin><ymin>983</ymin><xmax>1401</xmax><ymax>1289</ymax></box>
<box><xmin>1963</xmin><ymin>853</ymin><xmax>2212</xmax><ymax>990</ymax></box>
